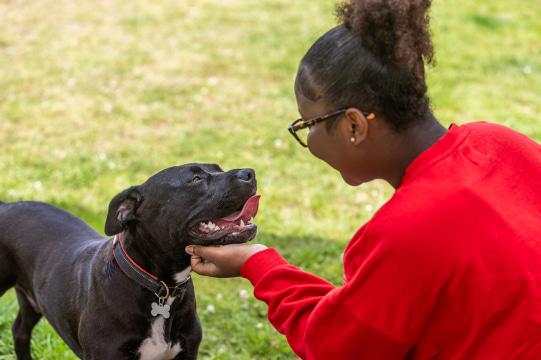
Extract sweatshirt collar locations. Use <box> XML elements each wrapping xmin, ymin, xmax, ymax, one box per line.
<box><xmin>399</xmin><ymin>123</ymin><xmax>469</xmax><ymax>187</ymax></box>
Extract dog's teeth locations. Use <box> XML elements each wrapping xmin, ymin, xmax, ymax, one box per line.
<box><xmin>248</xmin><ymin>217</ymin><xmax>253</xmax><ymax>224</ymax></box>
<box><xmin>240</xmin><ymin>220</ymin><xmax>245</xmax><ymax>228</ymax></box>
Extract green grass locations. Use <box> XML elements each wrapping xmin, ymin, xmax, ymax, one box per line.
<box><xmin>0</xmin><ymin>0</ymin><xmax>540</xmax><ymax>358</ymax></box>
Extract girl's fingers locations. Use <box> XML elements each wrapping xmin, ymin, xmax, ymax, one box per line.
<box><xmin>186</xmin><ymin>243</ymin><xmax>265</xmax><ymax>278</ymax></box>
<box><xmin>190</xmin><ymin>255</ymin><xmax>220</xmax><ymax>277</ymax></box>
<box><xmin>186</xmin><ymin>245</ymin><xmax>222</xmax><ymax>262</ymax></box>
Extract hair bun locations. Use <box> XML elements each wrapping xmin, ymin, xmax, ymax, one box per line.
<box><xmin>337</xmin><ymin>0</ymin><xmax>434</xmax><ymax>81</ymax></box>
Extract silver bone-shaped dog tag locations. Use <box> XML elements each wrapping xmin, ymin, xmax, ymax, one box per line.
<box><xmin>151</xmin><ymin>302</ymin><xmax>171</xmax><ymax>318</ymax></box>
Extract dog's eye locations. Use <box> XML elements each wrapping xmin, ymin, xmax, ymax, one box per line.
<box><xmin>191</xmin><ymin>175</ymin><xmax>203</xmax><ymax>183</ymax></box>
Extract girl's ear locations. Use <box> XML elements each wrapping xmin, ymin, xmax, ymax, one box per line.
<box><xmin>339</xmin><ymin>108</ymin><xmax>371</xmax><ymax>146</ymax></box>
<box><xmin>104</xmin><ymin>186</ymin><xmax>142</xmax><ymax>236</ymax></box>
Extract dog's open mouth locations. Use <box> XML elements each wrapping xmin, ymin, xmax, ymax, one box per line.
<box><xmin>189</xmin><ymin>195</ymin><xmax>260</xmax><ymax>245</ymax></box>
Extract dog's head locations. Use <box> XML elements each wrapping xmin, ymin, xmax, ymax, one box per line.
<box><xmin>104</xmin><ymin>163</ymin><xmax>259</xmax><ymax>249</ymax></box>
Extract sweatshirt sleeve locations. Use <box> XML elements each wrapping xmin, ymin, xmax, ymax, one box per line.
<box><xmin>240</xmin><ymin>248</ymin><xmax>415</xmax><ymax>360</ymax></box>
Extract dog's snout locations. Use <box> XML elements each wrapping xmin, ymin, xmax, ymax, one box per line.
<box><xmin>237</xmin><ymin>168</ymin><xmax>255</xmax><ymax>182</ymax></box>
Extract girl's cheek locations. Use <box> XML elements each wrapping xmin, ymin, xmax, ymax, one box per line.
<box><xmin>307</xmin><ymin>131</ymin><xmax>319</xmax><ymax>156</ymax></box>
<box><xmin>308</xmin><ymin>134</ymin><xmax>329</xmax><ymax>160</ymax></box>
<box><xmin>307</xmin><ymin>142</ymin><xmax>320</xmax><ymax>159</ymax></box>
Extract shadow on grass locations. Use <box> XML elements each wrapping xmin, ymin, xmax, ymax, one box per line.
<box><xmin>0</xmin><ymin>198</ymin><xmax>350</xmax><ymax>359</ymax></box>
<box><xmin>0</xmin><ymin>230</ymin><xmax>348</xmax><ymax>359</ymax></box>
<box><xmin>256</xmin><ymin>231</ymin><xmax>348</xmax><ymax>285</ymax></box>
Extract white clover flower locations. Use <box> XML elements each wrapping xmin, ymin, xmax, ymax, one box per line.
<box><xmin>239</xmin><ymin>289</ymin><xmax>249</xmax><ymax>301</ymax></box>
<box><xmin>273</xmin><ymin>139</ymin><xmax>284</xmax><ymax>148</ymax></box>
<box><xmin>355</xmin><ymin>192</ymin><xmax>368</xmax><ymax>203</ymax></box>
<box><xmin>33</xmin><ymin>181</ymin><xmax>43</xmax><ymax>191</ymax></box>
<box><xmin>207</xmin><ymin>77</ymin><xmax>219</xmax><ymax>86</ymax></box>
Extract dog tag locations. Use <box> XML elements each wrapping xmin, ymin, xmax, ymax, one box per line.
<box><xmin>151</xmin><ymin>302</ymin><xmax>171</xmax><ymax>319</ymax></box>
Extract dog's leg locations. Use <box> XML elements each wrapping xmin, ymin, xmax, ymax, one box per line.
<box><xmin>12</xmin><ymin>289</ymin><xmax>42</xmax><ymax>360</ymax></box>
<box><xmin>0</xmin><ymin>268</ymin><xmax>15</xmax><ymax>299</ymax></box>
<box><xmin>0</xmin><ymin>247</ymin><xmax>16</xmax><ymax>298</ymax></box>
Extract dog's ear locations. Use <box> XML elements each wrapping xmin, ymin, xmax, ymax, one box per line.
<box><xmin>104</xmin><ymin>186</ymin><xmax>142</xmax><ymax>236</ymax></box>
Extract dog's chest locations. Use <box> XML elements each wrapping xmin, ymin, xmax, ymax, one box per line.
<box><xmin>138</xmin><ymin>297</ymin><xmax>181</xmax><ymax>360</ymax></box>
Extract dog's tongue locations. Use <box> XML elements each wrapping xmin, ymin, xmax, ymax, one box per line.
<box><xmin>220</xmin><ymin>195</ymin><xmax>260</xmax><ymax>222</ymax></box>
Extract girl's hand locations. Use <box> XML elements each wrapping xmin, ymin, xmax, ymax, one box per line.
<box><xmin>185</xmin><ymin>243</ymin><xmax>267</xmax><ymax>278</ymax></box>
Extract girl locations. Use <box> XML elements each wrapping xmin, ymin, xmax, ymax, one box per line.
<box><xmin>185</xmin><ymin>0</ymin><xmax>541</xmax><ymax>358</ymax></box>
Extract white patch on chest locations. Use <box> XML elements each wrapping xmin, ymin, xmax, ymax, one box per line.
<box><xmin>174</xmin><ymin>266</ymin><xmax>192</xmax><ymax>284</ymax></box>
<box><xmin>138</xmin><ymin>297</ymin><xmax>182</xmax><ymax>360</ymax></box>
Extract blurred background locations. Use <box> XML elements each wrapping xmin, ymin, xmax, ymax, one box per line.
<box><xmin>0</xmin><ymin>0</ymin><xmax>540</xmax><ymax>358</ymax></box>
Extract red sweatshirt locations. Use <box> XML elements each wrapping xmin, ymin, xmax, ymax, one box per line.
<box><xmin>241</xmin><ymin>122</ymin><xmax>541</xmax><ymax>359</ymax></box>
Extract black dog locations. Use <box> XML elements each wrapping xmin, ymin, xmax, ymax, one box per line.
<box><xmin>0</xmin><ymin>163</ymin><xmax>260</xmax><ymax>359</ymax></box>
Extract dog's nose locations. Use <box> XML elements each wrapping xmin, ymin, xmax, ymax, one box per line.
<box><xmin>236</xmin><ymin>168</ymin><xmax>255</xmax><ymax>182</ymax></box>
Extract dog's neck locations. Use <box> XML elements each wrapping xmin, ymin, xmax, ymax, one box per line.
<box><xmin>117</xmin><ymin>229</ymin><xmax>191</xmax><ymax>285</ymax></box>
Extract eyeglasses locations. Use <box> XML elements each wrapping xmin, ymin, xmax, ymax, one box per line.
<box><xmin>288</xmin><ymin>108</ymin><xmax>374</xmax><ymax>147</ymax></box>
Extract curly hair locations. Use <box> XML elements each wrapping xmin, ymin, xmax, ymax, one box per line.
<box><xmin>295</xmin><ymin>0</ymin><xmax>434</xmax><ymax>131</ymax></box>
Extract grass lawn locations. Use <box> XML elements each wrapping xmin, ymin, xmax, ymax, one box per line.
<box><xmin>0</xmin><ymin>0</ymin><xmax>540</xmax><ymax>358</ymax></box>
